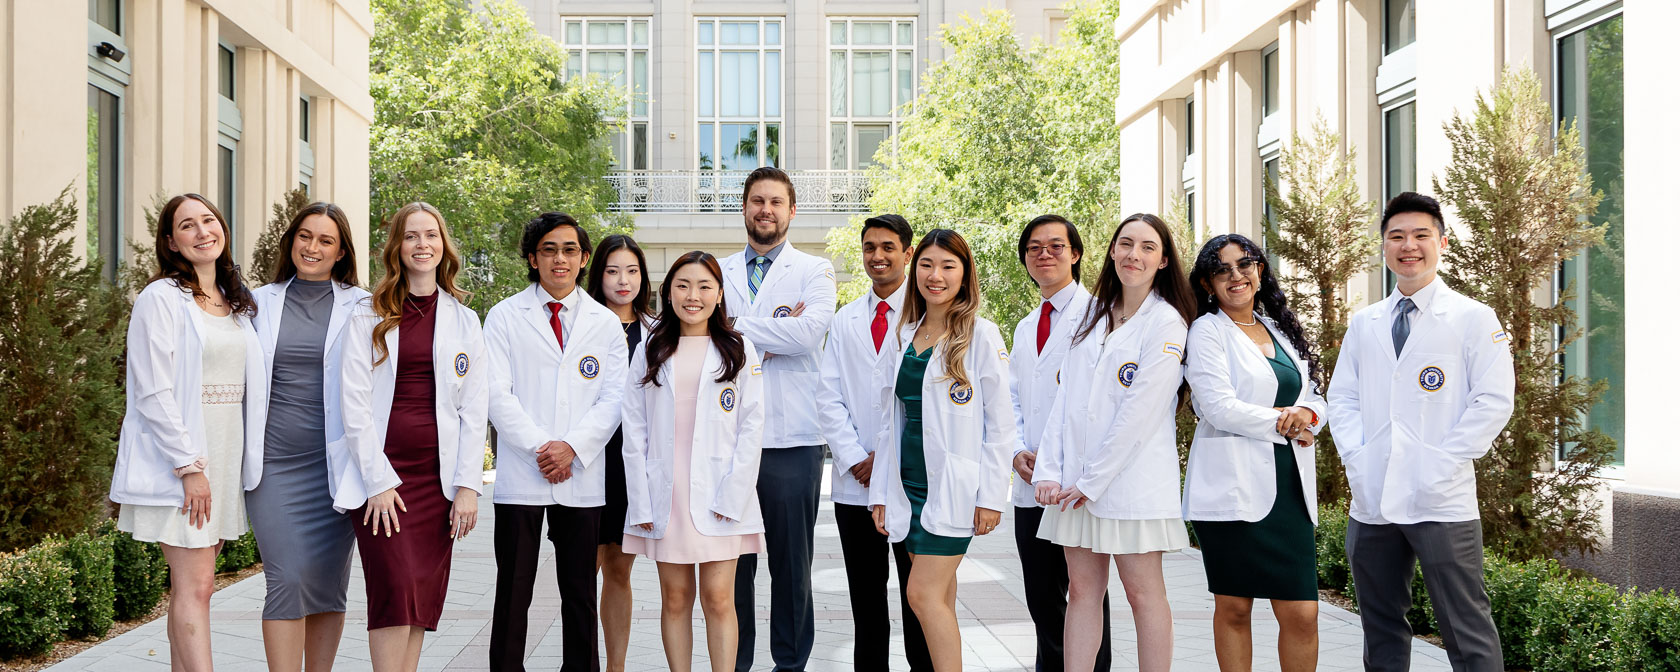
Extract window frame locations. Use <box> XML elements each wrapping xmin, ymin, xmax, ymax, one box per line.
<box><xmin>827</xmin><ymin>16</ymin><xmax>917</xmax><ymax>170</ymax></box>
<box><xmin>562</xmin><ymin>16</ymin><xmax>653</xmax><ymax>170</ymax></box>
<box><xmin>694</xmin><ymin>16</ymin><xmax>784</xmax><ymax>171</ymax></box>
<box><xmin>87</xmin><ymin>0</ymin><xmax>129</xmax><ymax>282</ymax></box>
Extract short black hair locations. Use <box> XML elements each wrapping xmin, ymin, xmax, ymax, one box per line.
<box><xmin>1017</xmin><ymin>214</ymin><xmax>1084</xmax><ymax>286</ymax></box>
<box><xmin>861</xmin><ymin>214</ymin><xmax>913</xmax><ymax>249</ymax></box>
<box><xmin>522</xmin><ymin>212</ymin><xmax>592</xmax><ymax>283</ymax></box>
<box><xmin>1381</xmin><ymin>192</ymin><xmax>1446</xmax><ymax>235</ymax></box>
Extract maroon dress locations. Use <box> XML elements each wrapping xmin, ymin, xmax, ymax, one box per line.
<box><xmin>354</xmin><ymin>291</ymin><xmax>453</xmax><ymax>630</ymax></box>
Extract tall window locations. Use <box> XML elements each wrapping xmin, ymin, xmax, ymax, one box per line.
<box><xmin>1185</xmin><ymin>97</ymin><xmax>1196</xmax><ymax>156</ymax></box>
<box><xmin>88</xmin><ymin>0</ymin><xmax>128</xmax><ymax>282</ymax></box>
<box><xmin>217</xmin><ymin>43</ymin><xmax>240</xmax><ymax>255</ymax></box>
<box><xmin>1384</xmin><ymin>0</ymin><xmax>1415</xmax><ymax>54</ymax></box>
<box><xmin>1382</xmin><ymin>100</ymin><xmax>1416</xmax><ymax>294</ymax></box>
<box><xmin>298</xmin><ymin>97</ymin><xmax>314</xmax><ymax>194</ymax></box>
<box><xmin>1262</xmin><ymin>156</ymin><xmax>1280</xmax><ymax>247</ymax></box>
<box><xmin>1262</xmin><ymin>46</ymin><xmax>1280</xmax><ymax>118</ymax></box>
<box><xmin>1558</xmin><ymin>13</ymin><xmax>1624</xmax><ymax>465</ymax></box>
<box><xmin>563</xmin><ymin>17</ymin><xmax>651</xmax><ymax>169</ymax></box>
<box><xmin>828</xmin><ymin>18</ymin><xmax>916</xmax><ymax>170</ymax></box>
<box><xmin>696</xmin><ymin>17</ymin><xmax>782</xmax><ymax>170</ymax></box>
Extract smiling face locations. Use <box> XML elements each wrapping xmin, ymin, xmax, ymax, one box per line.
<box><xmin>668</xmin><ymin>261</ymin><xmax>721</xmax><ymax>327</ymax></box>
<box><xmin>861</xmin><ymin>226</ymin><xmax>911</xmax><ymax>290</ymax></box>
<box><xmin>528</xmin><ymin>225</ymin><xmax>588</xmax><ymax>300</ymax></box>
<box><xmin>1206</xmin><ymin>242</ymin><xmax>1263</xmax><ymax>313</ymax></box>
<box><xmin>743</xmin><ymin>180</ymin><xmax>796</xmax><ymax>248</ymax></box>
<box><xmin>166</xmin><ymin>198</ymin><xmax>226</xmax><ymax>268</ymax></box>
<box><xmin>915</xmin><ymin>243</ymin><xmax>965</xmax><ymax>308</ymax></box>
<box><xmin>600</xmin><ymin>248</ymin><xmax>642</xmax><ymax>309</ymax></box>
<box><xmin>1109</xmin><ymin>219</ymin><xmax>1168</xmax><ymax>291</ymax></box>
<box><xmin>290</xmin><ymin>213</ymin><xmax>346</xmax><ymax>283</ymax></box>
<box><xmin>1384</xmin><ymin>211</ymin><xmax>1446</xmax><ymax>291</ymax></box>
<box><xmin>400</xmin><ymin>211</ymin><xmax>444</xmax><ymax>277</ymax></box>
<box><xmin>1024</xmin><ymin>221</ymin><xmax>1081</xmax><ymax>293</ymax></box>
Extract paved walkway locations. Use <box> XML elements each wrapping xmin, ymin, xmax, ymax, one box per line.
<box><xmin>53</xmin><ymin>465</ymin><xmax>1450</xmax><ymax>671</ymax></box>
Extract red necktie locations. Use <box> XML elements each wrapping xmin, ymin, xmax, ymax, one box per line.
<box><xmin>1036</xmin><ymin>301</ymin><xmax>1054</xmax><ymax>354</ymax></box>
<box><xmin>872</xmin><ymin>301</ymin><xmax>890</xmax><ymax>353</ymax></box>
<box><xmin>547</xmin><ymin>301</ymin><xmax>565</xmax><ymax>350</ymax></box>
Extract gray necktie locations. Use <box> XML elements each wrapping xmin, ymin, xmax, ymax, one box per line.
<box><xmin>1392</xmin><ymin>297</ymin><xmax>1415</xmax><ymax>357</ymax></box>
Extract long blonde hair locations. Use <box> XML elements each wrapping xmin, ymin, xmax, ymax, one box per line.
<box><xmin>371</xmin><ymin>202</ymin><xmax>468</xmax><ymax>366</ymax></box>
<box><xmin>899</xmin><ymin>229</ymin><xmax>981</xmax><ymax>388</ymax></box>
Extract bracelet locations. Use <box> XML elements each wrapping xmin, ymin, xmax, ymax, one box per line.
<box><xmin>1303</xmin><ymin>407</ymin><xmax>1319</xmax><ymax>427</ymax></box>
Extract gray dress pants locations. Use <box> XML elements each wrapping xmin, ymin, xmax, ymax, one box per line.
<box><xmin>1346</xmin><ymin>518</ymin><xmax>1503</xmax><ymax>672</ymax></box>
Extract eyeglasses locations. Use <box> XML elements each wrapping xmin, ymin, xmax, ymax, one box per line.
<box><xmin>536</xmin><ymin>245</ymin><xmax>583</xmax><ymax>259</ymax></box>
<box><xmin>1211</xmin><ymin>257</ymin><xmax>1263</xmax><ymax>281</ymax></box>
<box><xmin>1026</xmin><ymin>243</ymin><xmax>1070</xmax><ymax>258</ymax></box>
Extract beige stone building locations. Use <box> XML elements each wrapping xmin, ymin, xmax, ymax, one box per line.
<box><xmin>1</xmin><ymin>0</ymin><xmax>373</xmax><ymax>281</ymax></box>
<box><xmin>1114</xmin><ymin>0</ymin><xmax>1678</xmax><ymax>589</ymax></box>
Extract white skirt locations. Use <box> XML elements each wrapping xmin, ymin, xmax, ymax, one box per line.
<box><xmin>1036</xmin><ymin>505</ymin><xmax>1189</xmax><ymax>555</ymax></box>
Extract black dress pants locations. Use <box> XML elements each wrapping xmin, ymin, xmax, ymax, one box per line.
<box><xmin>835</xmin><ymin>502</ymin><xmax>933</xmax><ymax>671</ymax></box>
<box><xmin>490</xmin><ymin>502</ymin><xmax>602</xmax><ymax>672</ymax></box>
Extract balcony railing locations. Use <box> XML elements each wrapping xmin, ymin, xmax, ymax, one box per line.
<box><xmin>606</xmin><ymin>170</ymin><xmax>872</xmax><ymax>214</ymax></box>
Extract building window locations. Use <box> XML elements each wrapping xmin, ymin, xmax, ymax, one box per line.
<box><xmin>1381</xmin><ymin>100</ymin><xmax>1416</xmax><ymax>295</ymax></box>
<box><xmin>217</xmin><ymin>42</ymin><xmax>241</xmax><ymax>256</ymax></box>
<box><xmin>696</xmin><ymin>17</ymin><xmax>782</xmax><ymax>170</ymax></box>
<box><xmin>1185</xmin><ymin>97</ymin><xmax>1196</xmax><ymax>156</ymax></box>
<box><xmin>218</xmin><ymin>46</ymin><xmax>235</xmax><ymax>101</ymax></box>
<box><xmin>828</xmin><ymin>18</ymin><xmax>916</xmax><ymax>169</ymax></box>
<box><xmin>90</xmin><ymin>0</ymin><xmax>120</xmax><ymax>33</ymax></box>
<box><xmin>563</xmin><ymin>17</ymin><xmax>651</xmax><ymax>170</ymax></box>
<box><xmin>1262</xmin><ymin>46</ymin><xmax>1280</xmax><ymax>118</ymax></box>
<box><xmin>1186</xmin><ymin>191</ymin><xmax>1196</xmax><ymax>230</ymax></box>
<box><xmin>87</xmin><ymin>86</ymin><xmax>120</xmax><ymax>281</ymax></box>
<box><xmin>298</xmin><ymin>97</ymin><xmax>314</xmax><ymax>195</ymax></box>
<box><xmin>1261</xmin><ymin>155</ymin><xmax>1280</xmax><ymax>246</ymax></box>
<box><xmin>1558</xmin><ymin>13</ymin><xmax>1624</xmax><ymax>465</ymax></box>
<box><xmin>1384</xmin><ymin>0</ymin><xmax>1415</xmax><ymax>55</ymax></box>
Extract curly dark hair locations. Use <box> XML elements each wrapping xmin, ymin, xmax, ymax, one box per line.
<box><xmin>1187</xmin><ymin>233</ymin><xmax>1324</xmax><ymax>394</ymax></box>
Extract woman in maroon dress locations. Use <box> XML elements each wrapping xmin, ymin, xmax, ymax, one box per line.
<box><xmin>339</xmin><ymin>201</ymin><xmax>487</xmax><ymax>672</ymax></box>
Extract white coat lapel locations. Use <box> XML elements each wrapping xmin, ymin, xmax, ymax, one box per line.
<box><xmin>752</xmin><ymin>248</ymin><xmax>796</xmax><ymax>302</ymax></box>
<box><xmin>263</xmin><ymin>279</ymin><xmax>291</xmax><ymax>349</ymax></box>
<box><xmin>1398</xmin><ymin>287</ymin><xmax>1450</xmax><ymax>364</ymax></box>
<box><xmin>722</xmin><ymin>254</ymin><xmax>751</xmax><ymax>308</ymax></box>
<box><xmin>520</xmin><ymin>286</ymin><xmax>563</xmax><ymax>358</ymax></box>
<box><xmin>325</xmin><ymin>281</ymin><xmax>357</xmax><ymax>347</ymax></box>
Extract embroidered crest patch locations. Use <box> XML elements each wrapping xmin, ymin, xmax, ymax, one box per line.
<box><xmin>579</xmin><ymin>356</ymin><xmax>600</xmax><ymax>379</ymax></box>
<box><xmin>720</xmin><ymin>387</ymin><xmax>737</xmax><ymax>412</ymax></box>
<box><xmin>454</xmin><ymin>353</ymin><xmax>470</xmax><ymax>377</ymax></box>
<box><xmin>773</xmin><ymin>305</ymin><xmax>793</xmax><ymax>318</ymax></box>
<box><xmin>1419</xmin><ymin>366</ymin><xmax>1446</xmax><ymax>392</ymax></box>
<box><xmin>1118</xmin><ymin>362</ymin><xmax>1139</xmax><ymax>388</ymax></box>
<box><xmin>949</xmin><ymin>381</ymin><xmax>974</xmax><ymax>405</ymax></box>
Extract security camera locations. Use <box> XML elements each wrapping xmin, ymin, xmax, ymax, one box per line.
<box><xmin>97</xmin><ymin>41</ymin><xmax>126</xmax><ymax>62</ymax></box>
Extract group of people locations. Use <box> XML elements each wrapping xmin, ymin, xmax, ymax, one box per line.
<box><xmin>110</xmin><ymin>165</ymin><xmax>1515</xmax><ymax>672</ymax></box>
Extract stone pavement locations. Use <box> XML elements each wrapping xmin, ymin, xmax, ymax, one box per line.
<box><xmin>52</xmin><ymin>465</ymin><xmax>1451</xmax><ymax>671</ymax></box>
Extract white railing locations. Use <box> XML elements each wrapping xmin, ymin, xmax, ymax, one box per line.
<box><xmin>606</xmin><ymin>170</ymin><xmax>873</xmax><ymax>213</ymax></box>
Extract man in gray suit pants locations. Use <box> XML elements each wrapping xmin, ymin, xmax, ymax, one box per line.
<box><xmin>1326</xmin><ymin>193</ymin><xmax>1516</xmax><ymax>672</ymax></box>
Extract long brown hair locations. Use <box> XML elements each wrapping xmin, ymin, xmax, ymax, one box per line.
<box><xmin>1074</xmin><ymin>213</ymin><xmax>1197</xmax><ymax>345</ymax></box>
<box><xmin>150</xmin><ymin>193</ymin><xmax>256</xmax><ymax>316</ymax></box>
<box><xmin>371</xmin><ymin>202</ymin><xmax>467</xmax><ymax>366</ymax></box>
<box><xmin>898</xmin><ymin>229</ymin><xmax>982</xmax><ymax>388</ymax></box>
<box><xmin>271</xmin><ymin>201</ymin><xmax>361</xmax><ymax>286</ymax></box>
<box><xmin>639</xmin><ymin>251</ymin><xmax>746</xmax><ymax>386</ymax></box>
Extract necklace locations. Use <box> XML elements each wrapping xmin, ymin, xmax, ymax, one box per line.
<box><xmin>406</xmin><ymin>294</ymin><xmax>434</xmax><ymax>319</ymax></box>
<box><xmin>1230</xmin><ymin>313</ymin><xmax>1259</xmax><ymax>327</ymax></box>
<box><xmin>1117</xmin><ymin>307</ymin><xmax>1139</xmax><ymax>323</ymax></box>
<box><xmin>195</xmin><ymin>294</ymin><xmax>225</xmax><ymax>309</ymax></box>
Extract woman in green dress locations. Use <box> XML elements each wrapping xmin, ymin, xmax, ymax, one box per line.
<box><xmin>869</xmin><ymin>229</ymin><xmax>1017</xmax><ymax>672</ymax></box>
<box><xmin>1182</xmin><ymin>234</ymin><xmax>1327</xmax><ymax>672</ymax></box>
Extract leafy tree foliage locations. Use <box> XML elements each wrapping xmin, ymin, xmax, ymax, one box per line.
<box><xmin>248</xmin><ymin>187</ymin><xmax>312</xmax><ymax>287</ymax></box>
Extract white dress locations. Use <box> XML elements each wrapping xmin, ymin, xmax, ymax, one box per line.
<box><xmin>117</xmin><ymin>309</ymin><xmax>249</xmax><ymax>548</ymax></box>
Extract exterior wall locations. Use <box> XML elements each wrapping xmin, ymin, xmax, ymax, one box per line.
<box><xmin>1</xmin><ymin>0</ymin><xmax>372</xmax><ymax>280</ymax></box>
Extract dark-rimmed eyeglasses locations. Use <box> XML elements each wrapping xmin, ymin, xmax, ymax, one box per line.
<box><xmin>1211</xmin><ymin>256</ymin><xmax>1263</xmax><ymax>281</ymax></box>
<box><xmin>1026</xmin><ymin>243</ymin><xmax>1069</xmax><ymax>258</ymax></box>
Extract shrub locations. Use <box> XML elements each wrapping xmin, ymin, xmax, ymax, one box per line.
<box><xmin>0</xmin><ymin>539</ymin><xmax>74</xmax><ymax>658</ymax></box>
<box><xmin>215</xmin><ymin>530</ymin><xmax>260</xmax><ymax>573</ymax></box>
<box><xmin>107</xmin><ymin>523</ymin><xmax>167</xmax><ymax>621</ymax></box>
<box><xmin>1315</xmin><ymin>502</ymin><xmax>1351</xmax><ymax>592</ymax></box>
<box><xmin>0</xmin><ymin>189</ymin><xmax>128</xmax><ymax>552</ymax></box>
<box><xmin>248</xmin><ymin>187</ymin><xmax>311</xmax><ymax>287</ymax></box>
<box><xmin>1530</xmin><ymin>574</ymin><xmax>1620</xmax><ymax>671</ymax></box>
<box><xmin>1407</xmin><ymin>566</ymin><xmax>1436</xmax><ymax>636</ymax></box>
<box><xmin>1616</xmin><ymin>587</ymin><xmax>1680</xmax><ymax>671</ymax></box>
<box><xmin>56</xmin><ymin>530</ymin><xmax>114</xmax><ymax>639</ymax></box>
<box><xmin>1484</xmin><ymin>554</ymin><xmax>1565</xmax><ymax>669</ymax></box>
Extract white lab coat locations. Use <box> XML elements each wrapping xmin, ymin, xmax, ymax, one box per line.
<box><xmin>1327</xmin><ymin>280</ymin><xmax>1515</xmax><ymax>525</ymax></box>
<box><xmin>1008</xmin><ymin>283</ymin><xmax>1092</xmax><ymax>507</ymax></box>
<box><xmin>1182</xmin><ymin>311</ymin><xmax>1326</xmax><ymax>523</ymax></box>
<box><xmin>621</xmin><ymin>335</ymin><xmax>766</xmax><ymax>538</ymax></box>
<box><xmin>721</xmin><ymin>246</ymin><xmax>837</xmax><ymax>448</ymax></box>
<box><xmin>1034</xmin><ymin>292</ymin><xmax>1187</xmax><ymax>520</ymax></box>
<box><xmin>336</xmin><ymin>292</ymin><xmax>488</xmax><ymax>513</ymax></box>
<box><xmin>249</xmin><ymin>278</ymin><xmax>369</xmax><ymax>493</ymax></box>
<box><xmin>110</xmin><ymin>279</ymin><xmax>269</xmax><ymax>506</ymax></box>
<box><xmin>484</xmin><ymin>285</ymin><xmax>629</xmax><ymax>507</ymax></box>
<box><xmin>815</xmin><ymin>284</ymin><xmax>906</xmax><ymax>506</ymax></box>
<box><xmin>867</xmin><ymin>319</ymin><xmax>1016</xmax><ymax>542</ymax></box>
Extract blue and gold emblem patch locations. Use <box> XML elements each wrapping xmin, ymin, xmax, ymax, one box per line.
<box><xmin>1118</xmin><ymin>362</ymin><xmax>1139</xmax><ymax>388</ymax></box>
<box><xmin>720</xmin><ymin>387</ymin><xmax>737</xmax><ymax>412</ymax></box>
<box><xmin>1418</xmin><ymin>366</ymin><xmax>1445</xmax><ymax>392</ymax></box>
<box><xmin>454</xmin><ymin>353</ymin><xmax>470</xmax><ymax>377</ymax></box>
<box><xmin>948</xmin><ymin>381</ymin><xmax>973</xmax><ymax>405</ymax></box>
<box><xmin>579</xmin><ymin>356</ymin><xmax>600</xmax><ymax>379</ymax></box>
<box><xmin>773</xmin><ymin>305</ymin><xmax>793</xmax><ymax>318</ymax></box>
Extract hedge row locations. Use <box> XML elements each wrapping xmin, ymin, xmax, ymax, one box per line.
<box><xmin>1316</xmin><ymin>502</ymin><xmax>1680</xmax><ymax>671</ymax></box>
<box><xmin>0</xmin><ymin>522</ymin><xmax>261</xmax><ymax>660</ymax></box>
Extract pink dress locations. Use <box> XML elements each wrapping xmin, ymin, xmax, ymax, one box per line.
<box><xmin>625</xmin><ymin>336</ymin><xmax>764</xmax><ymax>564</ymax></box>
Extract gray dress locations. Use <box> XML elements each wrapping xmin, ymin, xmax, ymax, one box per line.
<box><xmin>246</xmin><ymin>278</ymin><xmax>355</xmax><ymax>620</ymax></box>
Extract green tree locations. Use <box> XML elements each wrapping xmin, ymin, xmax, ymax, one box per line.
<box><xmin>248</xmin><ymin>187</ymin><xmax>312</xmax><ymax>287</ymax></box>
<box><xmin>371</xmin><ymin>0</ymin><xmax>628</xmax><ymax>314</ymax></box>
<box><xmin>1263</xmin><ymin>117</ymin><xmax>1380</xmax><ymax>505</ymax></box>
<box><xmin>1434</xmin><ymin>67</ymin><xmax>1611</xmax><ymax>561</ymax></box>
<box><xmin>0</xmin><ymin>189</ymin><xmax>128</xmax><ymax>551</ymax></box>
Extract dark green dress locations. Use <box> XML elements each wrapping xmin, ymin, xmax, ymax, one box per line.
<box><xmin>1191</xmin><ymin>330</ymin><xmax>1318</xmax><ymax>600</ymax></box>
<box><xmin>895</xmin><ymin>343</ymin><xmax>971</xmax><ymax>556</ymax></box>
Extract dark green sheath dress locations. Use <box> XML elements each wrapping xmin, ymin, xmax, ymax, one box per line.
<box><xmin>895</xmin><ymin>343</ymin><xmax>971</xmax><ymax>557</ymax></box>
<box><xmin>1191</xmin><ymin>330</ymin><xmax>1318</xmax><ymax>600</ymax></box>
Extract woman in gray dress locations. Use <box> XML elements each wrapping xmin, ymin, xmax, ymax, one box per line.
<box><xmin>247</xmin><ymin>202</ymin><xmax>370</xmax><ymax>672</ymax></box>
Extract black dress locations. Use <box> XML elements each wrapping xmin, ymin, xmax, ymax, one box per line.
<box><xmin>1191</xmin><ymin>330</ymin><xmax>1318</xmax><ymax>601</ymax></box>
<box><xmin>599</xmin><ymin>319</ymin><xmax>643</xmax><ymax>546</ymax></box>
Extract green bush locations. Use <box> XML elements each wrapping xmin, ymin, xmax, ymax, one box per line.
<box><xmin>1315</xmin><ymin>502</ymin><xmax>1351</xmax><ymax>593</ymax></box>
<box><xmin>1484</xmin><ymin>554</ymin><xmax>1565</xmax><ymax>669</ymax></box>
<box><xmin>1407</xmin><ymin>566</ymin><xmax>1436</xmax><ymax>636</ymax></box>
<box><xmin>56</xmin><ymin>530</ymin><xmax>114</xmax><ymax>639</ymax></box>
<box><xmin>215</xmin><ymin>530</ymin><xmax>261</xmax><ymax>573</ymax></box>
<box><xmin>1531</xmin><ymin>574</ymin><xmax>1620</xmax><ymax>671</ymax></box>
<box><xmin>1616</xmin><ymin>587</ymin><xmax>1680</xmax><ymax>671</ymax></box>
<box><xmin>107</xmin><ymin>523</ymin><xmax>167</xmax><ymax>621</ymax></box>
<box><xmin>0</xmin><ymin>539</ymin><xmax>74</xmax><ymax>658</ymax></box>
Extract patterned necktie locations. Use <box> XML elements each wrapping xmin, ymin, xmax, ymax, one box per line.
<box><xmin>748</xmin><ymin>255</ymin><xmax>769</xmax><ymax>300</ymax></box>
<box><xmin>1036</xmin><ymin>301</ymin><xmax>1054</xmax><ymax>354</ymax></box>
<box><xmin>872</xmin><ymin>300</ymin><xmax>890</xmax><ymax>353</ymax></box>
<box><xmin>1392</xmin><ymin>297</ymin><xmax>1414</xmax><ymax>357</ymax></box>
<box><xmin>547</xmin><ymin>301</ymin><xmax>565</xmax><ymax>350</ymax></box>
